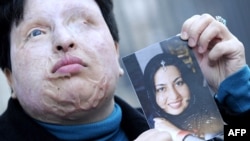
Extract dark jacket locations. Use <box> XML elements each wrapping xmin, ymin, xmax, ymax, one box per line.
<box><xmin>0</xmin><ymin>96</ymin><xmax>149</xmax><ymax>141</ymax></box>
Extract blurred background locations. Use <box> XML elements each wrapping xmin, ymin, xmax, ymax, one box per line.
<box><xmin>1</xmin><ymin>0</ymin><xmax>250</xmax><ymax>114</ymax></box>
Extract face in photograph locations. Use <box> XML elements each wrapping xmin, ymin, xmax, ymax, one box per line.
<box><xmin>154</xmin><ymin>65</ymin><xmax>190</xmax><ymax>115</ymax></box>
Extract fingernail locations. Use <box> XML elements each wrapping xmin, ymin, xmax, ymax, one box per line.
<box><xmin>189</xmin><ymin>38</ymin><xmax>196</xmax><ymax>47</ymax></box>
<box><xmin>181</xmin><ymin>32</ymin><xmax>188</xmax><ymax>39</ymax></box>
<box><xmin>198</xmin><ymin>45</ymin><xmax>203</xmax><ymax>53</ymax></box>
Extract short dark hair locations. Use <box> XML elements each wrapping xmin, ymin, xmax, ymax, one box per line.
<box><xmin>0</xmin><ymin>0</ymin><xmax>24</xmax><ymax>71</ymax></box>
<box><xmin>0</xmin><ymin>0</ymin><xmax>119</xmax><ymax>71</ymax></box>
<box><xmin>95</xmin><ymin>0</ymin><xmax>119</xmax><ymax>42</ymax></box>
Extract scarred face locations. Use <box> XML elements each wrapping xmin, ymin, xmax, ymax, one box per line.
<box><xmin>154</xmin><ymin>65</ymin><xmax>190</xmax><ymax>115</ymax></box>
<box><xmin>9</xmin><ymin>0</ymin><xmax>123</xmax><ymax>124</ymax></box>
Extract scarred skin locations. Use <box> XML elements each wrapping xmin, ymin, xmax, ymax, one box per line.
<box><xmin>8</xmin><ymin>0</ymin><xmax>124</xmax><ymax>125</ymax></box>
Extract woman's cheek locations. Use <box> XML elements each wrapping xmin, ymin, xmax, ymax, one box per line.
<box><xmin>156</xmin><ymin>94</ymin><xmax>165</xmax><ymax>107</ymax></box>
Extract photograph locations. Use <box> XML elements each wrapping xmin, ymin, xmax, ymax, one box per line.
<box><xmin>122</xmin><ymin>35</ymin><xmax>224</xmax><ymax>140</ymax></box>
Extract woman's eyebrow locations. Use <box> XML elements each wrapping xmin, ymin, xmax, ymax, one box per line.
<box><xmin>155</xmin><ymin>76</ymin><xmax>182</xmax><ymax>87</ymax></box>
<box><xmin>61</xmin><ymin>4</ymin><xmax>91</xmax><ymax>18</ymax></box>
<box><xmin>155</xmin><ymin>83</ymin><xmax>166</xmax><ymax>87</ymax></box>
<box><xmin>173</xmin><ymin>76</ymin><xmax>182</xmax><ymax>83</ymax></box>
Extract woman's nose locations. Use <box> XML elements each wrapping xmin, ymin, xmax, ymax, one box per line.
<box><xmin>53</xmin><ymin>25</ymin><xmax>76</xmax><ymax>53</ymax></box>
<box><xmin>56</xmin><ymin>42</ymin><xmax>75</xmax><ymax>52</ymax></box>
<box><xmin>167</xmin><ymin>86</ymin><xmax>180</xmax><ymax>99</ymax></box>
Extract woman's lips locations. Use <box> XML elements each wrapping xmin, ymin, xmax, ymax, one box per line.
<box><xmin>168</xmin><ymin>100</ymin><xmax>182</xmax><ymax>109</ymax></box>
<box><xmin>52</xmin><ymin>56</ymin><xmax>86</xmax><ymax>74</ymax></box>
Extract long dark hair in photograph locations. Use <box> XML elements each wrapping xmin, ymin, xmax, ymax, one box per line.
<box><xmin>143</xmin><ymin>53</ymin><xmax>222</xmax><ymax>139</ymax></box>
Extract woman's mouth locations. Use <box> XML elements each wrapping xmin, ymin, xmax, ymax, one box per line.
<box><xmin>52</xmin><ymin>56</ymin><xmax>87</xmax><ymax>75</ymax></box>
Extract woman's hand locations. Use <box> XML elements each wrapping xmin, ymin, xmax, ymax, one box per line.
<box><xmin>154</xmin><ymin>117</ymin><xmax>193</xmax><ymax>141</ymax></box>
<box><xmin>180</xmin><ymin>14</ymin><xmax>246</xmax><ymax>92</ymax></box>
<box><xmin>154</xmin><ymin>118</ymin><xmax>180</xmax><ymax>136</ymax></box>
<box><xmin>134</xmin><ymin>128</ymin><xmax>172</xmax><ymax>141</ymax></box>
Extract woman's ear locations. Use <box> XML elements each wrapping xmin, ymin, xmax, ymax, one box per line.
<box><xmin>114</xmin><ymin>42</ymin><xmax>124</xmax><ymax>77</ymax></box>
<box><xmin>4</xmin><ymin>68</ymin><xmax>16</xmax><ymax>98</ymax></box>
<box><xmin>114</xmin><ymin>42</ymin><xmax>120</xmax><ymax>55</ymax></box>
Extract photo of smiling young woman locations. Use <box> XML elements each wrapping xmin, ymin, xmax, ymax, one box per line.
<box><xmin>154</xmin><ymin>61</ymin><xmax>191</xmax><ymax>116</ymax></box>
<box><xmin>143</xmin><ymin>53</ymin><xmax>224</xmax><ymax>139</ymax></box>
